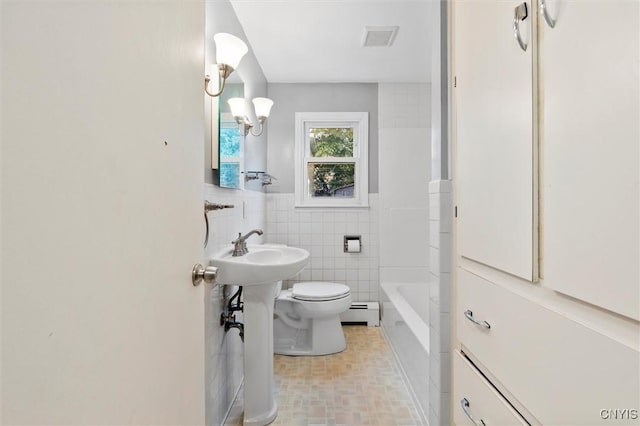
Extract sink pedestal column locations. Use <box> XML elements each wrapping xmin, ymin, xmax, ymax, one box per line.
<box><xmin>242</xmin><ymin>281</ymin><xmax>278</xmax><ymax>426</ymax></box>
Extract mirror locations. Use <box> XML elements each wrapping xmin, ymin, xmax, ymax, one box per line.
<box><xmin>212</xmin><ymin>82</ymin><xmax>244</xmax><ymax>189</ymax></box>
<box><xmin>205</xmin><ymin>1</ymin><xmax>269</xmax><ymax>191</ymax></box>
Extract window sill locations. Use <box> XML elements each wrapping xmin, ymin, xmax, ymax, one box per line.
<box><xmin>294</xmin><ymin>204</ymin><xmax>370</xmax><ymax>210</ymax></box>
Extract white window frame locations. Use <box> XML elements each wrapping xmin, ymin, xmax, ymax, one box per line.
<box><xmin>294</xmin><ymin>112</ymin><xmax>369</xmax><ymax>208</ymax></box>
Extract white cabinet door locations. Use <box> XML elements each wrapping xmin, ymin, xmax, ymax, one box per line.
<box><xmin>2</xmin><ymin>2</ymin><xmax>206</xmax><ymax>423</ymax></box>
<box><xmin>541</xmin><ymin>0</ymin><xmax>640</xmax><ymax>320</ymax></box>
<box><xmin>454</xmin><ymin>0</ymin><xmax>538</xmax><ymax>281</ymax></box>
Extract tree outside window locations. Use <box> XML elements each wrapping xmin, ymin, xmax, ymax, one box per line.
<box><xmin>308</xmin><ymin>128</ymin><xmax>355</xmax><ymax>197</ymax></box>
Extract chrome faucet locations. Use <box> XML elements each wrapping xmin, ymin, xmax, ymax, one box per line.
<box><xmin>231</xmin><ymin>229</ymin><xmax>263</xmax><ymax>256</ymax></box>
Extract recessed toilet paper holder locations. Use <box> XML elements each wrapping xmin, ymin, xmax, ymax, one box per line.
<box><xmin>343</xmin><ymin>235</ymin><xmax>362</xmax><ymax>253</ymax></box>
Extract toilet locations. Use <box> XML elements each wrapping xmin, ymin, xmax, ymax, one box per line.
<box><xmin>273</xmin><ymin>281</ymin><xmax>352</xmax><ymax>356</ymax></box>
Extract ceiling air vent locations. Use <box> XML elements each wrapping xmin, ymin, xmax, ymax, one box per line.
<box><xmin>362</xmin><ymin>26</ymin><xmax>399</xmax><ymax>47</ymax></box>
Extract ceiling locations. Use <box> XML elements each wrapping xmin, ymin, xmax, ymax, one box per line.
<box><xmin>229</xmin><ymin>0</ymin><xmax>434</xmax><ymax>83</ymax></box>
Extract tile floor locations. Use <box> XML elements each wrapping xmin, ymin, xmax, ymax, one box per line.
<box><xmin>226</xmin><ymin>325</ymin><xmax>425</xmax><ymax>426</ymax></box>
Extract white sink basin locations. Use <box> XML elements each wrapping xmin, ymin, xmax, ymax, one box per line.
<box><xmin>212</xmin><ymin>243</ymin><xmax>310</xmax><ymax>424</ymax></box>
<box><xmin>211</xmin><ymin>244</ymin><xmax>310</xmax><ymax>286</ymax></box>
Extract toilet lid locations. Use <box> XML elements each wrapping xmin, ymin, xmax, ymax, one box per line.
<box><xmin>291</xmin><ymin>282</ymin><xmax>351</xmax><ymax>301</ymax></box>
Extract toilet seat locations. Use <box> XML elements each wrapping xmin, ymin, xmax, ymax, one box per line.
<box><xmin>291</xmin><ymin>282</ymin><xmax>350</xmax><ymax>302</ymax></box>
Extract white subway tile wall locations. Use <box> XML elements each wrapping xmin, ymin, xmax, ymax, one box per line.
<box><xmin>378</xmin><ymin>83</ymin><xmax>430</xmax><ymax>279</ymax></box>
<box><xmin>428</xmin><ymin>179</ymin><xmax>453</xmax><ymax>426</ymax></box>
<box><xmin>265</xmin><ymin>193</ymin><xmax>380</xmax><ymax>303</ymax></box>
<box><xmin>204</xmin><ymin>183</ymin><xmax>266</xmax><ymax>426</ymax></box>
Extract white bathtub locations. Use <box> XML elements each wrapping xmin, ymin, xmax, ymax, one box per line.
<box><xmin>380</xmin><ymin>282</ymin><xmax>429</xmax><ymax>420</ymax></box>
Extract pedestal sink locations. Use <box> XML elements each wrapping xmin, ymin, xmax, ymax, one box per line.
<box><xmin>211</xmin><ymin>244</ymin><xmax>310</xmax><ymax>426</ymax></box>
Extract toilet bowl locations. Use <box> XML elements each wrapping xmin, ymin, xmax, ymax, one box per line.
<box><xmin>273</xmin><ymin>281</ymin><xmax>352</xmax><ymax>356</ymax></box>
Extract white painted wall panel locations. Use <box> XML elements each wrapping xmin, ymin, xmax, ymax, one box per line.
<box><xmin>454</xmin><ymin>0</ymin><xmax>537</xmax><ymax>281</ymax></box>
<box><xmin>540</xmin><ymin>0</ymin><xmax>640</xmax><ymax>321</ymax></box>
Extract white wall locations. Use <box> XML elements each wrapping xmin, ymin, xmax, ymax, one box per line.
<box><xmin>378</xmin><ymin>83</ymin><xmax>431</xmax><ymax>282</ymax></box>
<box><xmin>431</xmin><ymin>0</ymin><xmax>450</xmax><ymax>181</ymax></box>
<box><xmin>266</xmin><ymin>83</ymin><xmax>379</xmax><ymax>193</ymax></box>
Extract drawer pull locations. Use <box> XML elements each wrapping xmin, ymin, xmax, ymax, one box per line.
<box><xmin>461</xmin><ymin>398</ymin><xmax>486</xmax><ymax>426</ymax></box>
<box><xmin>464</xmin><ymin>310</ymin><xmax>491</xmax><ymax>329</ymax></box>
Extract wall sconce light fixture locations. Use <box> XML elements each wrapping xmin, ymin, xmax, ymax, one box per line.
<box><xmin>205</xmin><ymin>33</ymin><xmax>248</xmax><ymax>98</ymax></box>
<box><xmin>228</xmin><ymin>97</ymin><xmax>274</xmax><ymax>137</ymax></box>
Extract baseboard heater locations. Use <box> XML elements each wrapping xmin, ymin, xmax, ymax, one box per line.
<box><xmin>340</xmin><ymin>302</ymin><xmax>379</xmax><ymax>326</ymax></box>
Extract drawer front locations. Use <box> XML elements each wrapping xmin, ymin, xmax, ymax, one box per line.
<box><xmin>454</xmin><ymin>350</ymin><xmax>528</xmax><ymax>426</ymax></box>
<box><xmin>457</xmin><ymin>268</ymin><xmax>640</xmax><ymax>425</ymax></box>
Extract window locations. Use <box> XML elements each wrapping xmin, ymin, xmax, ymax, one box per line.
<box><xmin>218</xmin><ymin>115</ymin><xmax>244</xmax><ymax>189</ymax></box>
<box><xmin>295</xmin><ymin>112</ymin><xmax>369</xmax><ymax>208</ymax></box>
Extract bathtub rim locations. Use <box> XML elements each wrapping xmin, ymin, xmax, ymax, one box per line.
<box><xmin>380</xmin><ymin>281</ymin><xmax>430</xmax><ymax>356</ymax></box>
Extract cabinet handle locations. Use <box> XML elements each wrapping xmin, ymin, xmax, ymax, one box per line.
<box><xmin>540</xmin><ymin>0</ymin><xmax>556</xmax><ymax>28</ymax></box>
<box><xmin>513</xmin><ymin>2</ymin><xmax>529</xmax><ymax>51</ymax></box>
<box><xmin>461</xmin><ymin>398</ymin><xmax>486</xmax><ymax>426</ymax></box>
<box><xmin>464</xmin><ymin>310</ymin><xmax>491</xmax><ymax>329</ymax></box>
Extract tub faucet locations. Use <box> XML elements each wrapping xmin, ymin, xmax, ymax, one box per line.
<box><xmin>231</xmin><ymin>229</ymin><xmax>263</xmax><ymax>256</ymax></box>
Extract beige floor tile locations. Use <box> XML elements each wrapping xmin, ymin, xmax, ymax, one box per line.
<box><xmin>225</xmin><ymin>325</ymin><xmax>424</xmax><ymax>426</ymax></box>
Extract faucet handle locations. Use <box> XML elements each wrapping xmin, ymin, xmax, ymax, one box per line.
<box><xmin>231</xmin><ymin>232</ymin><xmax>242</xmax><ymax>245</ymax></box>
<box><xmin>231</xmin><ymin>230</ymin><xmax>263</xmax><ymax>256</ymax></box>
<box><xmin>231</xmin><ymin>233</ymin><xmax>247</xmax><ymax>257</ymax></box>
